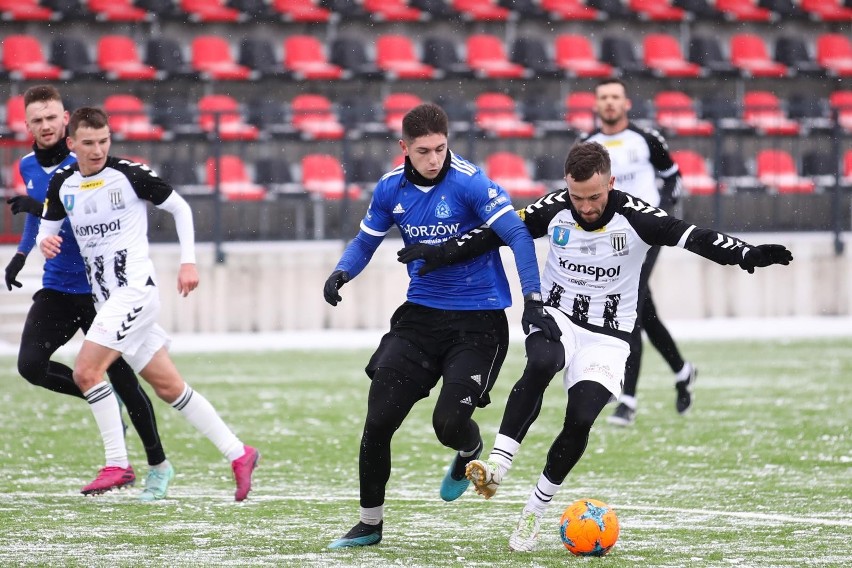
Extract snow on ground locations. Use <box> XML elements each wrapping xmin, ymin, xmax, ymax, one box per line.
<box><xmin>0</xmin><ymin>316</ymin><xmax>849</xmax><ymax>357</ymax></box>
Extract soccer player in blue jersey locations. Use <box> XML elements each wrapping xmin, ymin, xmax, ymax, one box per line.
<box><xmin>323</xmin><ymin>102</ymin><xmax>561</xmax><ymax>549</ymax></box>
<box><xmin>3</xmin><ymin>86</ymin><xmax>172</xmax><ymax>500</ymax></box>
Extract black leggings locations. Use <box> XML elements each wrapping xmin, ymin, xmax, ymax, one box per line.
<box><xmin>358</xmin><ymin>367</ymin><xmax>482</xmax><ymax>508</ymax></box>
<box><xmin>17</xmin><ymin>289</ymin><xmax>165</xmax><ymax>466</ymax></box>
<box><xmin>494</xmin><ymin>332</ymin><xmax>613</xmax><ymax>485</ymax></box>
<box><xmin>623</xmin><ymin>246</ymin><xmax>685</xmax><ymax>397</ymax></box>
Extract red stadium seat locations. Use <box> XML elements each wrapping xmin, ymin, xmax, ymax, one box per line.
<box><xmin>485</xmin><ymin>152</ymin><xmax>546</xmax><ymax>198</ymax></box>
<box><xmin>730</xmin><ymin>34</ymin><xmax>788</xmax><ymax>77</ymax></box>
<box><xmin>376</xmin><ymin>35</ymin><xmax>438</xmax><ymax>79</ymax></box>
<box><xmin>742</xmin><ymin>91</ymin><xmax>800</xmax><ymax>135</ymax></box>
<box><xmin>284</xmin><ymin>35</ymin><xmax>345</xmax><ymax>80</ymax></box>
<box><xmin>475</xmin><ymin>93</ymin><xmax>535</xmax><ymax>138</ymax></box>
<box><xmin>644</xmin><ymin>34</ymin><xmax>702</xmax><ymax>78</ymax></box>
<box><xmin>715</xmin><ymin>0</ymin><xmax>774</xmax><ymax>21</ymax></box>
<box><xmin>829</xmin><ymin>91</ymin><xmax>852</xmax><ymax>132</ymax></box>
<box><xmin>364</xmin><ymin>0</ymin><xmax>424</xmax><ymax>21</ymax></box>
<box><xmin>817</xmin><ymin>34</ymin><xmax>852</xmax><ymax>77</ymax></box>
<box><xmin>290</xmin><ymin>94</ymin><xmax>345</xmax><ymax>140</ymax></box>
<box><xmin>0</xmin><ymin>0</ymin><xmax>53</xmax><ymax>21</ymax></box>
<box><xmin>301</xmin><ymin>154</ymin><xmax>358</xmax><ymax>200</ymax></box>
<box><xmin>671</xmin><ymin>150</ymin><xmax>717</xmax><ymax>194</ymax></box>
<box><xmin>554</xmin><ymin>35</ymin><xmax>613</xmax><ymax>78</ymax></box>
<box><xmin>88</xmin><ymin>0</ymin><xmax>150</xmax><ymax>21</ymax></box>
<box><xmin>2</xmin><ymin>35</ymin><xmax>64</xmax><ymax>80</ymax></box>
<box><xmin>97</xmin><ymin>35</ymin><xmax>159</xmax><ymax>81</ymax></box>
<box><xmin>205</xmin><ymin>155</ymin><xmax>267</xmax><ymax>201</ymax></box>
<box><xmin>5</xmin><ymin>96</ymin><xmax>28</xmax><ymax>140</ymax></box>
<box><xmin>540</xmin><ymin>0</ymin><xmax>600</xmax><ymax>20</ymax></box>
<box><xmin>564</xmin><ymin>92</ymin><xmax>597</xmax><ymax>134</ymax></box>
<box><xmin>104</xmin><ymin>95</ymin><xmax>165</xmax><ymax>141</ymax></box>
<box><xmin>844</xmin><ymin>150</ymin><xmax>852</xmax><ymax>186</ymax></box>
<box><xmin>654</xmin><ymin>91</ymin><xmax>714</xmax><ymax>136</ymax></box>
<box><xmin>466</xmin><ymin>34</ymin><xmax>529</xmax><ymax>79</ymax></box>
<box><xmin>271</xmin><ymin>0</ymin><xmax>333</xmax><ymax>22</ymax></box>
<box><xmin>198</xmin><ymin>94</ymin><xmax>260</xmax><ymax>141</ymax></box>
<box><xmin>191</xmin><ymin>36</ymin><xmax>255</xmax><ymax>80</ymax></box>
<box><xmin>629</xmin><ymin>0</ymin><xmax>687</xmax><ymax>21</ymax></box>
<box><xmin>180</xmin><ymin>0</ymin><xmax>243</xmax><ymax>22</ymax></box>
<box><xmin>756</xmin><ymin>149</ymin><xmax>815</xmax><ymax>193</ymax></box>
<box><xmin>800</xmin><ymin>0</ymin><xmax>852</xmax><ymax>21</ymax></box>
<box><xmin>383</xmin><ymin>93</ymin><xmax>423</xmax><ymax>134</ymax></box>
<box><xmin>452</xmin><ymin>0</ymin><xmax>511</xmax><ymax>21</ymax></box>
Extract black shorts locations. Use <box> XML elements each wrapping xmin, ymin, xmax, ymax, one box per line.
<box><xmin>365</xmin><ymin>302</ymin><xmax>509</xmax><ymax>407</ymax></box>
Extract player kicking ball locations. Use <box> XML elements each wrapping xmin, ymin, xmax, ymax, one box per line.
<box><xmin>36</xmin><ymin>107</ymin><xmax>259</xmax><ymax>500</ymax></box>
<box><xmin>397</xmin><ymin>142</ymin><xmax>793</xmax><ymax>551</ymax></box>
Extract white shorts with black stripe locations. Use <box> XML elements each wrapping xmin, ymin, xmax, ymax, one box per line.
<box><xmin>87</xmin><ymin>284</ymin><xmax>170</xmax><ymax>373</ymax></box>
<box><xmin>544</xmin><ymin>306</ymin><xmax>629</xmax><ymax>402</ymax></box>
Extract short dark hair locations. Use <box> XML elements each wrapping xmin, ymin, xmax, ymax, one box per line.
<box><xmin>68</xmin><ymin>107</ymin><xmax>109</xmax><ymax>137</ymax></box>
<box><xmin>564</xmin><ymin>142</ymin><xmax>611</xmax><ymax>182</ymax></box>
<box><xmin>23</xmin><ymin>85</ymin><xmax>62</xmax><ymax>108</ymax></box>
<box><xmin>402</xmin><ymin>103</ymin><xmax>448</xmax><ymax>141</ymax></box>
<box><xmin>594</xmin><ymin>78</ymin><xmax>628</xmax><ymax>97</ymax></box>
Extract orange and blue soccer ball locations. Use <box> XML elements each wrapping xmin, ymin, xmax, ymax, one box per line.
<box><xmin>559</xmin><ymin>498</ymin><xmax>620</xmax><ymax>557</ymax></box>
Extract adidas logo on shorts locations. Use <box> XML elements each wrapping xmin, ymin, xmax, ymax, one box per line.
<box><xmin>460</xmin><ymin>396</ymin><xmax>473</xmax><ymax>406</ymax></box>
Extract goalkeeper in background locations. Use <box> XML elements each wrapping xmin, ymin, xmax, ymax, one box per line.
<box><xmin>323</xmin><ymin>102</ymin><xmax>559</xmax><ymax>549</ymax></box>
<box><xmin>397</xmin><ymin>141</ymin><xmax>793</xmax><ymax>552</ymax></box>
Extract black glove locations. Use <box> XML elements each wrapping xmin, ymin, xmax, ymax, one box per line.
<box><xmin>7</xmin><ymin>196</ymin><xmax>43</xmax><ymax>216</ymax></box>
<box><xmin>323</xmin><ymin>270</ymin><xmax>350</xmax><ymax>306</ymax></box>
<box><xmin>521</xmin><ymin>292</ymin><xmax>562</xmax><ymax>342</ymax></box>
<box><xmin>5</xmin><ymin>253</ymin><xmax>26</xmax><ymax>291</ymax></box>
<box><xmin>740</xmin><ymin>244</ymin><xmax>793</xmax><ymax>274</ymax></box>
<box><xmin>396</xmin><ymin>243</ymin><xmax>446</xmax><ymax>276</ymax></box>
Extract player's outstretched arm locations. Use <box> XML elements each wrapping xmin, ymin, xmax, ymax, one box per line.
<box><xmin>738</xmin><ymin>244</ymin><xmax>793</xmax><ymax>274</ymax></box>
<box><xmin>396</xmin><ymin>226</ymin><xmax>504</xmax><ymax>275</ymax></box>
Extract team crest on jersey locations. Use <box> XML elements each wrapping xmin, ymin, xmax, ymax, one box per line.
<box><xmin>109</xmin><ymin>187</ymin><xmax>126</xmax><ymax>210</ymax></box>
<box><xmin>435</xmin><ymin>198</ymin><xmax>452</xmax><ymax>219</ymax></box>
<box><xmin>610</xmin><ymin>232</ymin><xmax>628</xmax><ymax>255</ymax></box>
<box><xmin>552</xmin><ymin>225</ymin><xmax>571</xmax><ymax>247</ymax></box>
<box><xmin>62</xmin><ymin>194</ymin><xmax>74</xmax><ymax>212</ymax></box>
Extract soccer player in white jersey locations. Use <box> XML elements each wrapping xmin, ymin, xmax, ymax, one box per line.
<box><xmin>398</xmin><ymin>142</ymin><xmax>792</xmax><ymax>551</ymax></box>
<box><xmin>36</xmin><ymin>107</ymin><xmax>259</xmax><ymax>501</ymax></box>
<box><xmin>323</xmin><ymin>103</ymin><xmax>559</xmax><ymax>549</ymax></box>
<box><xmin>584</xmin><ymin>78</ymin><xmax>696</xmax><ymax>426</ymax></box>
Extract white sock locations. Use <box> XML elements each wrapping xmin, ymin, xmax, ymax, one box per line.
<box><xmin>171</xmin><ymin>384</ymin><xmax>244</xmax><ymax>461</ymax></box>
<box><xmin>83</xmin><ymin>382</ymin><xmax>128</xmax><ymax>468</ymax></box>
<box><xmin>360</xmin><ymin>505</ymin><xmax>383</xmax><ymax>525</ymax></box>
<box><xmin>676</xmin><ymin>362</ymin><xmax>694</xmax><ymax>382</ymax></box>
<box><xmin>152</xmin><ymin>459</ymin><xmax>172</xmax><ymax>471</ymax></box>
<box><xmin>619</xmin><ymin>394</ymin><xmax>637</xmax><ymax>410</ymax></box>
<box><xmin>524</xmin><ymin>473</ymin><xmax>562</xmax><ymax>516</ymax></box>
<box><xmin>489</xmin><ymin>433</ymin><xmax>521</xmax><ymax>475</ymax></box>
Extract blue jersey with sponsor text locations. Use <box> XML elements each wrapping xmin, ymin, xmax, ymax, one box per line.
<box><xmin>362</xmin><ymin>152</ymin><xmax>515</xmax><ymax>310</ymax></box>
<box><xmin>17</xmin><ymin>151</ymin><xmax>90</xmax><ymax>294</ymax></box>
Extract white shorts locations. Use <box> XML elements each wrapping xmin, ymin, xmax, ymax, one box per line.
<box><xmin>544</xmin><ymin>307</ymin><xmax>629</xmax><ymax>401</ymax></box>
<box><xmin>87</xmin><ymin>285</ymin><xmax>171</xmax><ymax>373</ymax></box>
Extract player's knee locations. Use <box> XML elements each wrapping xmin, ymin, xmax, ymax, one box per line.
<box><xmin>432</xmin><ymin>408</ymin><xmax>471</xmax><ymax>448</ymax></box>
<box><xmin>16</xmin><ymin>356</ymin><xmax>46</xmax><ymax>387</ymax></box>
<box><xmin>72</xmin><ymin>367</ymin><xmax>101</xmax><ymax>391</ymax></box>
<box><xmin>563</xmin><ymin>407</ymin><xmax>597</xmax><ymax>435</ymax></box>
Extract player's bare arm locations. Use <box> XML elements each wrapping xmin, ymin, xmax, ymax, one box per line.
<box><xmin>38</xmin><ymin>235</ymin><xmax>63</xmax><ymax>259</ymax></box>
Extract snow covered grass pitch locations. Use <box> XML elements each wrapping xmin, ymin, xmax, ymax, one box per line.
<box><xmin>0</xmin><ymin>337</ymin><xmax>849</xmax><ymax>567</ymax></box>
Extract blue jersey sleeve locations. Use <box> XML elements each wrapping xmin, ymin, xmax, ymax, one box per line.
<box><xmin>335</xmin><ymin>230</ymin><xmax>384</xmax><ymax>279</ymax></box>
<box><xmin>17</xmin><ymin>212</ymin><xmax>39</xmax><ymax>256</ymax></box>
<box><xmin>490</xmin><ymin>211</ymin><xmax>541</xmax><ymax>297</ymax></box>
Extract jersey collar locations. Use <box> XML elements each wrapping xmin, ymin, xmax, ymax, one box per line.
<box><xmin>33</xmin><ymin>137</ymin><xmax>71</xmax><ymax>168</ymax></box>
